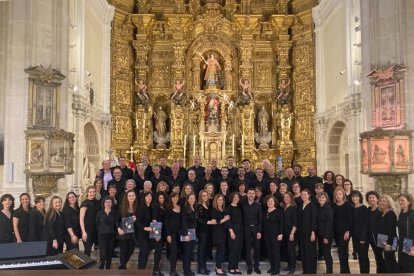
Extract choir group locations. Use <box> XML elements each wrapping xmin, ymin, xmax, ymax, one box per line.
<box><xmin>0</xmin><ymin>155</ymin><xmax>414</xmax><ymax>276</ymax></box>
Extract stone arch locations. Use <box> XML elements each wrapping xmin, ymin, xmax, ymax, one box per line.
<box><xmin>327</xmin><ymin>121</ymin><xmax>349</xmax><ymax>176</ymax></box>
<box><xmin>83</xmin><ymin>122</ymin><xmax>100</xmax><ymax>183</ymax></box>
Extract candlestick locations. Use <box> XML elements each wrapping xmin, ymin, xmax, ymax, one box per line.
<box><xmin>222</xmin><ymin>134</ymin><xmax>226</xmax><ymax>159</ymax></box>
<box><xmin>183</xmin><ymin>134</ymin><xmax>187</xmax><ymax>163</ymax></box>
<box><xmin>201</xmin><ymin>135</ymin><xmax>204</xmax><ymax>159</ymax></box>
<box><xmin>232</xmin><ymin>135</ymin><xmax>235</xmax><ymax>157</ymax></box>
<box><xmin>193</xmin><ymin>134</ymin><xmax>196</xmax><ymax>154</ymax></box>
<box><xmin>241</xmin><ymin>134</ymin><xmax>245</xmax><ymax>157</ymax></box>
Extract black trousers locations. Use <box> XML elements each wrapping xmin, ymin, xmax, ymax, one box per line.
<box><xmin>152</xmin><ymin>238</ymin><xmax>163</xmax><ymax>271</ymax></box>
<box><xmin>264</xmin><ymin>234</ymin><xmax>281</xmax><ymax>274</ymax></box>
<box><xmin>334</xmin><ymin>232</ymin><xmax>350</xmax><ymax>273</ymax></box>
<box><xmin>84</xmin><ymin>230</ymin><xmax>96</xmax><ymax>256</ymax></box>
<box><xmin>168</xmin><ymin>234</ymin><xmax>180</xmax><ymax>273</ymax></box>
<box><xmin>379</xmin><ymin>248</ymin><xmax>397</xmax><ymax>273</ymax></box>
<box><xmin>215</xmin><ymin>239</ymin><xmax>226</xmax><ymax>269</ymax></box>
<box><xmin>118</xmin><ymin>238</ymin><xmax>135</xmax><ymax>269</ymax></box>
<box><xmin>286</xmin><ymin>236</ymin><xmax>297</xmax><ymax>271</ymax></box>
<box><xmin>369</xmin><ymin>240</ymin><xmax>385</xmax><ymax>273</ymax></box>
<box><xmin>299</xmin><ymin>233</ymin><xmax>317</xmax><ymax>274</ymax></box>
<box><xmin>228</xmin><ymin>225</ymin><xmax>243</xmax><ymax>270</ymax></box>
<box><xmin>137</xmin><ymin>235</ymin><xmax>151</xmax><ymax>269</ymax></box>
<box><xmin>398</xmin><ymin>248</ymin><xmax>414</xmax><ymax>273</ymax></box>
<box><xmin>353</xmin><ymin>237</ymin><xmax>369</xmax><ymax>273</ymax></box>
<box><xmin>64</xmin><ymin>234</ymin><xmax>79</xmax><ymax>251</ymax></box>
<box><xmin>197</xmin><ymin>232</ymin><xmax>208</xmax><ymax>270</ymax></box>
<box><xmin>182</xmin><ymin>240</ymin><xmax>195</xmax><ymax>274</ymax></box>
<box><xmin>318</xmin><ymin>236</ymin><xmax>333</xmax><ymax>273</ymax></box>
<box><xmin>243</xmin><ymin>225</ymin><xmax>261</xmax><ymax>268</ymax></box>
<box><xmin>98</xmin><ymin>234</ymin><xmax>115</xmax><ymax>269</ymax></box>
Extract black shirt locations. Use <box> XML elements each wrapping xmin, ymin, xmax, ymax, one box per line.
<box><xmin>245</xmin><ymin>171</ymin><xmax>256</xmax><ymax>182</ymax></box>
<box><xmin>197</xmin><ymin>204</ymin><xmax>210</xmax><ymax>233</ymax></box>
<box><xmin>108</xmin><ymin>178</ymin><xmax>126</xmax><ymax>198</ymax></box>
<box><xmin>187</xmin><ymin>165</ymin><xmax>205</xmax><ymax>180</ymax></box>
<box><xmin>317</xmin><ymin>203</ymin><xmax>333</xmax><ymax>240</ymax></box>
<box><xmin>149</xmin><ymin>175</ymin><xmax>166</xmax><ymax>192</ymax></box>
<box><xmin>96</xmin><ymin>210</ymin><xmax>117</xmax><ymax>235</ymax></box>
<box><xmin>136</xmin><ymin>205</ymin><xmax>152</xmax><ymax>236</ymax></box>
<box><xmin>62</xmin><ymin>205</ymin><xmax>81</xmax><ymax>237</ymax></box>
<box><xmin>165</xmin><ymin>208</ymin><xmax>181</xmax><ymax>236</ymax></box>
<box><xmin>225</xmin><ymin>204</ymin><xmax>243</xmax><ymax>229</ymax></box>
<box><xmin>81</xmin><ymin>199</ymin><xmax>100</xmax><ymax>232</ymax></box>
<box><xmin>281</xmin><ymin>177</ymin><xmax>295</xmax><ymax>191</ymax></box>
<box><xmin>263</xmin><ymin>208</ymin><xmax>284</xmax><ymax>236</ymax></box>
<box><xmin>181</xmin><ymin>206</ymin><xmax>197</xmax><ymax>236</ymax></box>
<box><xmin>227</xmin><ymin>167</ymin><xmax>238</xmax><ymax>180</ymax></box>
<box><xmin>13</xmin><ymin>208</ymin><xmax>31</xmax><ymax>242</ymax></box>
<box><xmin>233</xmin><ymin>177</ymin><xmax>251</xmax><ymax>192</ymax></box>
<box><xmin>160</xmin><ymin>166</ymin><xmax>172</xmax><ymax>178</ymax></box>
<box><xmin>211</xmin><ymin>167</ymin><xmax>222</xmax><ymax>179</ymax></box>
<box><xmin>397</xmin><ymin>210</ymin><xmax>414</xmax><ymax>241</ymax></box>
<box><xmin>133</xmin><ymin>174</ymin><xmax>146</xmax><ymax>192</ymax></box>
<box><xmin>211</xmin><ymin>208</ymin><xmax>227</xmax><ymax>243</ymax></box>
<box><xmin>284</xmin><ymin>205</ymin><xmax>298</xmax><ymax>236</ymax></box>
<box><xmin>323</xmin><ymin>182</ymin><xmax>335</xmax><ymax>202</ymax></box>
<box><xmin>28</xmin><ymin>208</ymin><xmax>45</xmax><ymax>241</ymax></box>
<box><xmin>332</xmin><ymin>202</ymin><xmax>353</xmax><ymax>235</ymax></box>
<box><xmin>241</xmin><ymin>200</ymin><xmax>263</xmax><ymax>232</ymax></box>
<box><xmin>120</xmin><ymin>166</ymin><xmax>134</xmax><ymax>180</ymax></box>
<box><xmin>351</xmin><ymin>205</ymin><xmax>369</xmax><ymax>242</ymax></box>
<box><xmin>368</xmin><ymin>206</ymin><xmax>382</xmax><ymax>242</ymax></box>
<box><xmin>165</xmin><ymin>174</ymin><xmax>186</xmax><ymax>188</ymax></box>
<box><xmin>0</xmin><ymin>211</ymin><xmax>14</xmax><ymax>243</ymax></box>
<box><xmin>300</xmin><ymin>175</ymin><xmax>323</xmax><ymax>194</ymax></box>
<box><xmin>251</xmin><ymin>178</ymin><xmax>268</xmax><ymax>191</ymax></box>
<box><xmin>298</xmin><ymin>201</ymin><xmax>317</xmax><ymax>235</ymax></box>
<box><xmin>42</xmin><ymin>212</ymin><xmax>64</xmax><ymax>244</ymax></box>
<box><xmin>377</xmin><ymin>210</ymin><xmax>397</xmax><ymax>245</ymax></box>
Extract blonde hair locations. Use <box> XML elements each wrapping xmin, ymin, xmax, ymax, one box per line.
<box><xmin>198</xmin><ymin>189</ymin><xmax>209</xmax><ymax>206</ymax></box>
<box><xmin>333</xmin><ymin>187</ymin><xmax>347</xmax><ymax>204</ymax></box>
<box><xmin>379</xmin><ymin>194</ymin><xmax>397</xmax><ymax>213</ymax></box>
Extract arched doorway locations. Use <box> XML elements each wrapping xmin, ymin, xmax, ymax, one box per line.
<box><xmin>327</xmin><ymin>121</ymin><xmax>348</xmax><ymax>176</ymax></box>
<box><xmin>83</xmin><ymin>123</ymin><xmax>100</xmax><ymax>184</ymax></box>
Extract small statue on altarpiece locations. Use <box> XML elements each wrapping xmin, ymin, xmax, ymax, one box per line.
<box><xmin>134</xmin><ymin>79</ymin><xmax>150</xmax><ymax>106</ymax></box>
<box><xmin>200</xmin><ymin>53</ymin><xmax>222</xmax><ymax>87</ymax></box>
<box><xmin>276</xmin><ymin>78</ymin><xmax>291</xmax><ymax>105</ymax></box>
<box><xmin>396</xmin><ymin>144</ymin><xmax>408</xmax><ymax>163</ymax></box>
<box><xmin>238</xmin><ymin>79</ymin><xmax>254</xmax><ymax>106</ymax></box>
<box><xmin>254</xmin><ymin>106</ymin><xmax>272</xmax><ymax>149</ymax></box>
<box><xmin>171</xmin><ymin>79</ymin><xmax>187</xmax><ymax>105</ymax></box>
<box><xmin>153</xmin><ymin>106</ymin><xmax>170</xmax><ymax>148</ymax></box>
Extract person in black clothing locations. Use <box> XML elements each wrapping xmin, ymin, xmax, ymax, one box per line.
<box><xmin>13</xmin><ymin>193</ymin><xmax>32</xmax><ymax>243</ymax></box>
<box><xmin>165</xmin><ymin>192</ymin><xmax>181</xmax><ymax>276</ymax></box>
<box><xmin>0</xmin><ymin>194</ymin><xmax>15</xmax><ymax>243</ymax></box>
<box><xmin>377</xmin><ymin>194</ymin><xmax>398</xmax><ymax>273</ymax></box>
<box><xmin>312</xmin><ymin>183</ymin><xmax>324</xmax><ymax>205</ymax></box>
<box><xmin>140</xmin><ymin>154</ymin><xmax>153</xmax><ymax>179</ymax></box>
<box><xmin>298</xmin><ymin>189</ymin><xmax>317</xmax><ymax>274</ymax></box>
<box><xmin>263</xmin><ymin>195</ymin><xmax>284</xmax><ymax>276</ymax></box>
<box><xmin>96</xmin><ymin>196</ymin><xmax>117</xmax><ymax>269</ymax></box>
<box><xmin>118</xmin><ymin>157</ymin><xmax>134</xmax><ymax>180</ymax></box>
<box><xmin>332</xmin><ymin>187</ymin><xmax>352</xmax><ymax>273</ymax></box>
<box><xmin>225</xmin><ymin>192</ymin><xmax>243</xmax><ymax>275</ymax></box>
<box><xmin>42</xmin><ymin>196</ymin><xmax>64</xmax><ymax>256</ymax></box>
<box><xmin>211</xmin><ymin>194</ymin><xmax>229</xmax><ymax>275</ymax></box>
<box><xmin>322</xmin><ymin>171</ymin><xmax>335</xmax><ymax>202</ymax></box>
<box><xmin>293</xmin><ymin>164</ymin><xmax>303</xmax><ymax>181</ymax></box>
<box><xmin>350</xmin><ymin>190</ymin><xmax>370</xmax><ymax>273</ymax></box>
<box><xmin>107</xmin><ymin>185</ymin><xmax>119</xmax><ymax>210</ymax></box>
<box><xmin>281</xmin><ymin>167</ymin><xmax>295</xmax><ymax>191</ymax></box>
<box><xmin>62</xmin><ymin>192</ymin><xmax>81</xmax><ymax>250</ymax></box>
<box><xmin>233</xmin><ymin>166</ymin><xmax>251</xmax><ymax>192</ymax></box>
<box><xmin>117</xmin><ymin>179</ymin><xmax>138</xmax><ymax>205</ymax></box>
<box><xmin>226</xmin><ymin>156</ymin><xmax>238</xmax><ymax>180</ymax></box>
<box><xmin>166</xmin><ymin>163</ymin><xmax>186</xmax><ymax>189</ymax></box>
<box><xmin>218</xmin><ymin>167</ymin><xmax>234</xmax><ymax>193</ymax></box>
<box><xmin>134</xmin><ymin>163</ymin><xmax>148</xmax><ymax>192</ymax></box>
<box><xmin>241</xmin><ymin>188</ymin><xmax>263</xmax><ymax>274</ymax></box>
<box><xmin>198</xmin><ymin>166</ymin><xmax>217</xmax><ymax>194</ymax></box>
<box><xmin>159</xmin><ymin>156</ymin><xmax>172</xmax><ymax>178</ymax></box>
<box><xmin>181</xmin><ymin>193</ymin><xmax>198</xmax><ymax>276</ymax></box>
<box><xmin>265</xmin><ymin>166</ymin><xmax>279</xmax><ymax>187</ymax></box>
<box><xmin>291</xmin><ymin>181</ymin><xmax>303</xmax><ymax>208</ymax></box>
<box><xmin>282</xmin><ymin>192</ymin><xmax>298</xmax><ymax>274</ymax></box>
<box><xmin>251</xmin><ymin>167</ymin><xmax>268</xmax><ymax>191</ymax></box>
<box><xmin>183</xmin><ymin>170</ymin><xmax>199</xmax><ymax>194</ymax></box>
<box><xmin>316</xmin><ymin>192</ymin><xmax>333</xmax><ymax>274</ymax></box>
<box><xmin>300</xmin><ymin>165</ymin><xmax>323</xmax><ymax>195</ymax></box>
<box><xmin>108</xmin><ymin>166</ymin><xmax>126</xmax><ymax>200</ymax></box>
<box><xmin>237</xmin><ymin>182</ymin><xmax>247</xmax><ymax>203</ymax></box>
<box><xmin>211</xmin><ymin>159</ymin><xmax>222</xmax><ymax>180</ymax></box>
<box><xmin>176</xmin><ymin>157</ymin><xmax>188</xmax><ymax>179</ymax></box>
<box><xmin>197</xmin><ymin>190</ymin><xmax>216</xmax><ymax>275</ymax></box>
<box><xmin>152</xmin><ymin>192</ymin><xmax>168</xmax><ymax>275</ymax></box>
<box><xmin>365</xmin><ymin>191</ymin><xmax>383</xmax><ymax>273</ymax></box>
<box><xmin>96</xmin><ymin>160</ymin><xmax>113</xmax><ymax>190</ymax></box>
<box><xmin>242</xmin><ymin>159</ymin><xmax>256</xmax><ymax>183</ymax></box>
<box><xmin>135</xmin><ymin>192</ymin><xmax>153</xmax><ymax>270</ymax></box>
<box><xmin>150</xmin><ymin>165</ymin><xmax>167</xmax><ymax>193</ymax></box>
<box><xmin>80</xmin><ymin>186</ymin><xmax>100</xmax><ymax>256</ymax></box>
<box><xmin>28</xmin><ymin>196</ymin><xmax>46</xmax><ymax>241</ymax></box>
<box><xmin>218</xmin><ymin>180</ymin><xmax>231</xmax><ymax>207</ymax></box>
<box><xmin>188</xmin><ymin>155</ymin><xmax>205</xmax><ymax>180</ymax></box>
<box><xmin>94</xmin><ymin>178</ymin><xmax>107</xmax><ymax>201</ymax></box>
<box><xmin>397</xmin><ymin>193</ymin><xmax>414</xmax><ymax>272</ymax></box>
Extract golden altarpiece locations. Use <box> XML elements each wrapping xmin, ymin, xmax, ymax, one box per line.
<box><xmin>108</xmin><ymin>0</ymin><xmax>317</xmax><ymax>169</ymax></box>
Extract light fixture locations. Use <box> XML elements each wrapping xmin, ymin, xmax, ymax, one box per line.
<box><xmin>354</xmin><ymin>80</ymin><xmax>361</xmax><ymax>86</ymax></box>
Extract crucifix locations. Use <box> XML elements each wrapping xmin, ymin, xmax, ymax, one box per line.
<box><xmin>126</xmin><ymin>146</ymin><xmax>138</xmax><ymax>162</ymax></box>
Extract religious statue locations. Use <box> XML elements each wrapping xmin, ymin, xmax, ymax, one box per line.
<box><xmin>50</xmin><ymin>148</ymin><xmax>65</xmax><ymax>166</ymax></box>
<box><xmin>134</xmin><ymin>79</ymin><xmax>150</xmax><ymax>106</ymax></box>
<box><xmin>276</xmin><ymin>78</ymin><xmax>291</xmax><ymax>105</ymax></box>
<box><xmin>31</xmin><ymin>143</ymin><xmax>44</xmax><ymax>164</ymax></box>
<box><xmin>153</xmin><ymin>106</ymin><xmax>170</xmax><ymax>148</ymax></box>
<box><xmin>254</xmin><ymin>106</ymin><xmax>272</xmax><ymax>149</ymax></box>
<box><xmin>200</xmin><ymin>53</ymin><xmax>221</xmax><ymax>86</ymax></box>
<box><xmin>372</xmin><ymin>144</ymin><xmax>387</xmax><ymax>164</ymax></box>
<box><xmin>171</xmin><ymin>79</ymin><xmax>187</xmax><ymax>105</ymax></box>
<box><xmin>238</xmin><ymin>79</ymin><xmax>254</xmax><ymax>106</ymax></box>
<box><xmin>206</xmin><ymin>95</ymin><xmax>220</xmax><ymax>132</ymax></box>
<box><xmin>396</xmin><ymin>144</ymin><xmax>408</xmax><ymax>163</ymax></box>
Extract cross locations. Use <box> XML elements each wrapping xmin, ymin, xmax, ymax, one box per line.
<box><xmin>126</xmin><ymin>146</ymin><xmax>138</xmax><ymax>162</ymax></box>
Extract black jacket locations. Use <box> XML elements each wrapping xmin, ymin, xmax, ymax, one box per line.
<box><xmin>96</xmin><ymin>210</ymin><xmax>117</xmax><ymax>235</ymax></box>
<box><xmin>351</xmin><ymin>205</ymin><xmax>369</xmax><ymax>242</ymax></box>
<box><xmin>317</xmin><ymin>203</ymin><xmax>333</xmax><ymax>240</ymax></box>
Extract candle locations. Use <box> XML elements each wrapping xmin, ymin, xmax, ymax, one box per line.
<box><xmin>193</xmin><ymin>134</ymin><xmax>196</xmax><ymax>154</ymax></box>
<box><xmin>232</xmin><ymin>135</ymin><xmax>235</xmax><ymax>157</ymax></box>
<box><xmin>241</xmin><ymin>134</ymin><xmax>245</xmax><ymax>157</ymax></box>
<box><xmin>201</xmin><ymin>135</ymin><xmax>204</xmax><ymax>159</ymax></box>
<box><xmin>222</xmin><ymin>134</ymin><xmax>226</xmax><ymax>159</ymax></box>
<box><xmin>183</xmin><ymin>135</ymin><xmax>187</xmax><ymax>162</ymax></box>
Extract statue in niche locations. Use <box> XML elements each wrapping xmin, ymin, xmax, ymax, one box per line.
<box><xmin>380</xmin><ymin>87</ymin><xmax>396</xmax><ymax>124</ymax></box>
<box><xmin>396</xmin><ymin>144</ymin><xmax>408</xmax><ymax>163</ymax></box>
<box><xmin>254</xmin><ymin>106</ymin><xmax>272</xmax><ymax>149</ymax></box>
<box><xmin>31</xmin><ymin>143</ymin><xmax>44</xmax><ymax>164</ymax></box>
<box><xmin>50</xmin><ymin>148</ymin><xmax>65</xmax><ymax>166</ymax></box>
<box><xmin>276</xmin><ymin>78</ymin><xmax>291</xmax><ymax>105</ymax></box>
<box><xmin>238</xmin><ymin>79</ymin><xmax>253</xmax><ymax>106</ymax></box>
<box><xmin>171</xmin><ymin>79</ymin><xmax>187</xmax><ymax>105</ymax></box>
<box><xmin>206</xmin><ymin>94</ymin><xmax>220</xmax><ymax>132</ymax></box>
<box><xmin>372</xmin><ymin>144</ymin><xmax>387</xmax><ymax>164</ymax></box>
<box><xmin>153</xmin><ymin>106</ymin><xmax>170</xmax><ymax>148</ymax></box>
<box><xmin>36</xmin><ymin>87</ymin><xmax>52</xmax><ymax>126</ymax></box>
<box><xmin>200</xmin><ymin>53</ymin><xmax>222</xmax><ymax>87</ymax></box>
<box><xmin>134</xmin><ymin>79</ymin><xmax>150</xmax><ymax>106</ymax></box>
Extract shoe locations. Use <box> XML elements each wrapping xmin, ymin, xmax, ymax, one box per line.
<box><xmin>205</xmin><ymin>268</ymin><xmax>212</xmax><ymax>274</ymax></box>
<box><xmin>318</xmin><ymin>256</ymin><xmax>325</xmax><ymax>261</ymax></box>
<box><xmin>198</xmin><ymin>269</ymin><xmax>209</xmax><ymax>275</ymax></box>
<box><xmin>170</xmin><ymin>271</ymin><xmax>179</xmax><ymax>276</ymax></box>
<box><xmin>228</xmin><ymin>271</ymin><xmax>237</xmax><ymax>275</ymax></box>
<box><xmin>254</xmin><ymin>267</ymin><xmax>261</xmax><ymax>274</ymax></box>
<box><xmin>352</xmin><ymin>252</ymin><xmax>358</xmax><ymax>260</ymax></box>
<box><xmin>215</xmin><ymin>269</ymin><xmax>226</xmax><ymax>276</ymax></box>
<box><xmin>288</xmin><ymin>270</ymin><xmax>295</xmax><ymax>274</ymax></box>
<box><xmin>235</xmin><ymin>271</ymin><xmax>242</xmax><ymax>275</ymax></box>
<box><xmin>271</xmin><ymin>273</ymin><xmax>279</xmax><ymax>276</ymax></box>
<box><xmin>247</xmin><ymin>268</ymin><xmax>252</xmax><ymax>275</ymax></box>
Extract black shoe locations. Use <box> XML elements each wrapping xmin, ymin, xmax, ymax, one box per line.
<box><xmin>198</xmin><ymin>269</ymin><xmax>209</xmax><ymax>275</ymax></box>
<box><xmin>205</xmin><ymin>268</ymin><xmax>212</xmax><ymax>274</ymax></box>
<box><xmin>254</xmin><ymin>267</ymin><xmax>261</xmax><ymax>274</ymax></box>
<box><xmin>228</xmin><ymin>271</ymin><xmax>237</xmax><ymax>275</ymax></box>
<box><xmin>352</xmin><ymin>252</ymin><xmax>358</xmax><ymax>260</ymax></box>
<box><xmin>235</xmin><ymin>271</ymin><xmax>242</xmax><ymax>275</ymax></box>
<box><xmin>288</xmin><ymin>270</ymin><xmax>295</xmax><ymax>274</ymax></box>
<box><xmin>215</xmin><ymin>269</ymin><xmax>226</xmax><ymax>276</ymax></box>
<box><xmin>247</xmin><ymin>268</ymin><xmax>252</xmax><ymax>275</ymax></box>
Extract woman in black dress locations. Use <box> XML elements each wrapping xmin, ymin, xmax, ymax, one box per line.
<box><xmin>136</xmin><ymin>191</ymin><xmax>153</xmax><ymax>270</ymax></box>
<box><xmin>377</xmin><ymin>194</ymin><xmax>398</xmax><ymax>273</ymax></box>
<box><xmin>237</xmin><ymin>183</ymin><xmax>247</xmax><ymax>203</ymax></box>
<box><xmin>117</xmin><ymin>190</ymin><xmax>137</xmax><ymax>269</ymax></box>
<box><xmin>180</xmin><ymin>184</ymin><xmax>194</xmax><ymax>207</ymax></box>
<box><xmin>165</xmin><ymin>192</ymin><xmax>181</xmax><ymax>276</ymax></box>
<box><xmin>322</xmin><ymin>171</ymin><xmax>335</xmax><ymax>202</ymax></box>
<box><xmin>332</xmin><ymin>187</ymin><xmax>352</xmax><ymax>273</ymax></box>
<box><xmin>350</xmin><ymin>190</ymin><xmax>369</xmax><ymax>273</ymax></box>
<box><xmin>0</xmin><ymin>194</ymin><xmax>14</xmax><ymax>244</ymax></box>
<box><xmin>28</xmin><ymin>196</ymin><xmax>46</xmax><ymax>241</ymax></box>
<box><xmin>298</xmin><ymin>189</ymin><xmax>317</xmax><ymax>274</ymax></box>
<box><xmin>397</xmin><ymin>193</ymin><xmax>414</xmax><ymax>272</ymax></box>
<box><xmin>282</xmin><ymin>192</ymin><xmax>298</xmax><ymax>274</ymax></box>
<box><xmin>42</xmin><ymin>196</ymin><xmax>64</xmax><ymax>256</ymax></box>
<box><xmin>211</xmin><ymin>194</ymin><xmax>229</xmax><ymax>275</ymax></box>
<box><xmin>225</xmin><ymin>192</ymin><xmax>243</xmax><ymax>274</ymax></box>
<box><xmin>152</xmin><ymin>192</ymin><xmax>168</xmax><ymax>276</ymax></box>
<box><xmin>13</xmin><ymin>193</ymin><xmax>32</xmax><ymax>242</ymax></box>
<box><xmin>181</xmin><ymin>193</ymin><xmax>197</xmax><ymax>276</ymax></box>
<box><xmin>263</xmin><ymin>195</ymin><xmax>284</xmax><ymax>276</ymax></box>
<box><xmin>80</xmin><ymin>186</ymin><xmax>100</xmax><ymax>256</ymax></box>
<box><xmin>365</xmin><ymin>190</ymin><xmax>383</xmax><ymax>273</ymax></box>
<box><xmin>62</xmin><ymin>192</ymin><xmax>81</xmax><ymax>250</ymax></box>
<box><xmin>96</xmin><ymin>196</ymin><xmax>117</xmax><ymax>269</ymax></box>
<box><xmin>316</xmin><ymin>192</ymin><xmax>333</xmax><ymax>274</ymax></box>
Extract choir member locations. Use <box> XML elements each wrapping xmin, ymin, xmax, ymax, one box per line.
<box><xmin>96</xmin><ymin>196</ymin><xmax>117</xmax><ymax>269</ymax></box>
<box><xmin>43</xmin><ymin>196</ymin><xmax>64</xmax><ymax>256</ymax></box>
<box><xmin>107</xmin><ymin>184</ymin><xmax>119</xmax><ymax>210</ymax></box>
<box><xmin>291</xmin><ymin>181</ymin><xmax>303</xmax><ymax>208</ymax></box>
<box><xmin>365</xmin><ymin>190</ymin><xmax>383</xmax><ymax>273</ymax></box>
<box><xmin>281</xmin><ymin>167</ymin><xmax>295</xmax><ymax>191</ymax></box>
<box><xmin>300</xmin><ymin>165</ymin><xmax>322</xmax><ymax>195</ymax></box>
<box><xmin>233</xmin><ymin>166</ymin><xmax>251</xmax><ymax>192</ymax></box>
<box><xmin>159</xmin><ymin>156</ymin><xmax>172</xmax><ymax>178</ymax></box>
<box><xmin>134</xmin><ymin>163</ymin><xmax>147</xmax><ymax>192</ymax></box>
<box><xmin>181</xmin><ymin>193</ymin><xmax>197</xmax><ymax>276</ymax></box>
<box><xmin>150</xmin><ymin>164</ymin><xmax>167</xmax><ymax>192</ymax></box>
<box><xmin>277</xmin><ymin>183</ymin><xmax>288</xmax><ymax>207</ymax></box>
<box><xmin>226</xmin><ymin>156</ymin><xmax>238</xmax><ymax>180</ymax></box>
<box><xmin>397</xmin><ymin>193</ymin><xmax>414</xmax><ymax>272</ymax></box>
<box><xmin>108</xmin><ymin>166</ymin><xmax>126</xmax><ymax>198</ymax></box>
<box><xmin>237</xmin><ymin>182</ymin><xmax>247</xmax><ymax>203</ymax></box>
<box><xmin>210</xmin><ymin>159</ymin><xmax>222</xmax><ymax>180</ymax></box>
<box><xmin>156</xmin><ymin>181</ymin><xmax>169</xmax><ymax>194</ymax></box>
<box><xmin>343</xmin><ymin>179</ymin><xmax>354</xmax><ymax>204</ymax></box>
<box><xmin>165</xmin><ymin>192</ymin><xmax>181</xmax><ymax>276</ymax></box>
<box><xmin>211</xmin><ymin>194</ymin><xmax>229</xmax><ymax>275</ymax></box>
<box><xmin>312</xmin><ymin>183</ymin><xmax>324</xmax><ymax>205</ymax></box>
<box><xmin>226</xmin><ymin>192</ymin><xmax>243</xmax><ymax>274</ymax></box>
<box><xmin>166</xmin><ymin>163</ymin><xmax>186</xmax><ymax>189</ymax></box>
<box><xmin>0</xmin><ymin>194</ymin><xmax>15</xmax><ymax>243</ymax></box>
<box><xmin>263</xmin><ymin>195</ymin><xmax>284</xmax><ymax>276</ymax></box>
<box><xmin>204</xmin><ymin>183</ymin><xmax>215</xmax><ymax>204</ymax></box>
<box><xmin>316</xmin><ymin>192</ymin><xmax>333</xmax><ymax>274</ymax></box>
<box><xmin>242</xmin><ymin>159</ymin><xmax>256</xmax><ymax>182</ymax></box>
<box><xmin>218</xmin><ymin>180</ymin><xmax>231</xmax><ymax>206</ymax></box>
<box><xmin>117</xmin><ymin>190</ymin><xmax>137</xmax><ymax>269</ymax></box>
<box><xmin>334</xmin><ymin>174</ymin><xmax>345</xmax><ymax>189</ymax></box>
<box><xmin>218</xmin><ymin>167</ymin><xmax>234</xmax><ymax>193</ymax></box>
<box><xmin>198</xmin><ymin>166</ymin><xmax>217</xmax><ymax>194</ymax></box>
<box><xmin>140</xmin><ymin>154</ymin><xmax>153</xmax><ymax>179</ymax></box>
<box><xmin>298</xmin><ymin>189</ymin><xmax>317</xmax><ymax>274</ymax></box>
<box><xmin>187</xmin><ymin>155</ymin><xmax>205</xmax><ymax>180</ymax></box>
<box><xmin>282</xmin><ymin>192</ymin><xmax>297</xmax><ymax>274</ymax></box>
<box><xmin>377</xmin><ymin>194</ymin><xmax>398</xmax><ymax>273</ymax></box>
<box><xmin>242</xmin><ymin>188</ymin><xmax>262</xmax><ymax>274</ymax></box>
<box><xmin>118</xmin><ymin>156</ymin><xmax>134</xmax><ymax>180</ymax></box>
<box><xmin>268</xmin><ymin>181</ymin><xmax>278</xmax><ymax>198</ymax></box>
<box><xmin>293</xmin><ymin>164</ymin><xmax>302</xmax><ymax>181</ymax></box>
<box><xmin>152</xmin><ymin>192</ymin><xmax>167</xmax><ymax>275</ymax></box>
<box><xmin>94</xmin><ymin>178</ymin><xmax>106</xmax><ymax>201</ymax></box>
<box><xmin>180</xmin><ymin>184</ymin><xmax>195</xmax><ymax>206</ymax></box>
<box><xmin>13</xmin><ymin>193</ymin><xmax>32</xmax><ymax>242</ymax></box>
<box><xmin>350</xmin><ymin>190</ymin><xmax>370</xmax><ymax>273</ymax></box>
<box><xmin>62</xmin><ymin>192</ymin><xmax>81</xmax><ymax>250</ymax></box>
<box><xmin>197</xmin><ymin>190</ymin><xmax>215</xmax><ymax>275</ymax></box>
<box><xmin>136</xmin><ymin>191</ymin><xmax>153</xmax><ymax>270</ymax></box>
<box><xmin>97</xmin><ymin>159</ymin><xmax>113</xmax><ymax>190</ymax></box>
<box><xmin>28</xmin><ymin>196</ymin><xmax>46</xmax><ymax>241</ymax></box>
<box><xmin>118</xmin><ymin>179</ymin><xmax>137</xmax><ymax>203</ymax></box>
<box><xmin>80</xmin><ymin>186</ymin><xmax>100</xmax><ymax>256</ymax></box>
<box><xmin>251</xmin><ymin>167</ymin><xmax>267</xmax><ymax>191</ymax></box>
<box><xmin>322</xmin><ymin>171</ymin><xmax>335</xmax><ymax>202</ymax></box>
